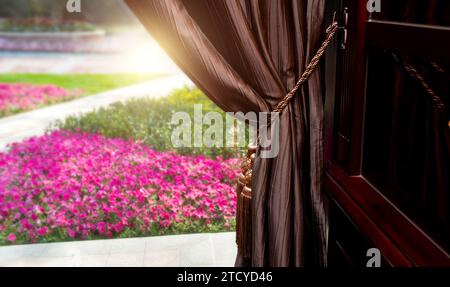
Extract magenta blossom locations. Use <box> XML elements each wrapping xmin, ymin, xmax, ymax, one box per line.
<box><xmin>0</xmin><ymin>83</ymin><xmax>82</xmax><ymax>116</ymax></box>
<box><xmin>37</xmin><ymin>227</ymin><xmax>48</xmax><ymax>236</ymax></box>
<box><xmin>7</xmin><ymin>233</ymin><xmax>16</xmax><ymax>242</ymax></box>
<box><xmin>0</xmin><ymin>130</ymin><xmax>239</xmax><ymax>244</ymax></box>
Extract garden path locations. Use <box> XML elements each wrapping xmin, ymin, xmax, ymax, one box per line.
<box><xmin>0</xmin><ymin>74</ymin><xmax>193</xmax><ymax>151</ymax></box>
<box><xmin>0</xmin><ymin>232</ymin><xmax>236</xmax><ymax>267</ymax></box>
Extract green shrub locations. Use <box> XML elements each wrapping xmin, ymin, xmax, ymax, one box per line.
<box><xmin>0</xmin><ymin>18</ymin><xmax>97</xmax><ymax>32</ymax></box>
<box><xmin>51</xmin><ymin>87</ymin><xmax>250</xmax><ymax>158</ymax></box>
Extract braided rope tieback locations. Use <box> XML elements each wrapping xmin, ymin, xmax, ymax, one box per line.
<box><xmin>239</xmin><ymin>20</ymin><xmax>338</xmax><ymax>197</ymax></box>
<box><xmin>272</xmin><ymin>21</ymin><xmax>338</xmax><ymax>114</ymax></box>
<box><xmin>237</xmin><ymin>145</ymin><xmax>256</xmax><ymax>198</ymax></box>
<box><xmin>235</xmin><ymin>21</ymin><xmax>339</xmax><ymax>259</ymax></box>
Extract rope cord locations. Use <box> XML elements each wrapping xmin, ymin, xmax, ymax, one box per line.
<box><xmin>401</xmin><ymin>60</ymin><xmax>446</xmax><ymax>113</ymax></box>
<box><xmin>272</xmin><ymin>21</ymin><xmax>339</xmax><ymax>114</ymax></box>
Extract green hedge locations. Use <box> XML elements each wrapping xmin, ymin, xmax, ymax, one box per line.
<box><xmin>0</xmin><ymin>0</ymin><xmax>135</xmax><ymax>26</ymax></box>
<box><xmin>0</xmin><ymin>18</ymin><xmax>97</xmax><ymax>33</ymax></box>
<box><xmin>51</xmin><ymin>87</ymin><xmax>249</xmax><ymax>158</ymax></box>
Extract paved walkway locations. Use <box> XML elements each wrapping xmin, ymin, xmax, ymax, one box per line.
<box><xmin>0</xmin><ymin>232</ymin><xmax>237</xmax><ymax>267</ymax></box>
<box><xmin>0</xmin><ymin>74</ymin><xmax>193</xmax><ymax>151</ymax></box>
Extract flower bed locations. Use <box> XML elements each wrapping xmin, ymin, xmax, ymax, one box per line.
<box><xmin>0</xmin><ymin>18</ymin><xmax>110</xmax><ymax>52</ymax></box>
<box><xmin>0</xmin><ymin>131</ymin><xmax>239</xmax><ymax>244</ymax></box>
<box><xmin>0</xmin><ymin>83</ymin><xmax>82</xmax><ymax>117</ymax></box>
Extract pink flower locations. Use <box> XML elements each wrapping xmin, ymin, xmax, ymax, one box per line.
<box><xmin>7</xmin><ymin>233</ymin><xmax>16</xmax><ymax>242</ymax></box>
<box><xmin>37</xmin><ymin>227</ymin><xmax>48</xmax><ymax>236</ymax></box>
<box><xmin>113</xmin><ymin>223</ymin><xmax>124</xmax><ymax>233</ymax></box>
<box><xmin>97</xmin><ymin>222</ymin><xmax>106</xmax><ymax>234</ymax></box>
<box><xmin>67</xmin><ymin>229</ymin><xmax>76</xmax><ymax>238</ymax></box>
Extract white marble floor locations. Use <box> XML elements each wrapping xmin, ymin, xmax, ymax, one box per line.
<box><xmin>0</xmin><ymin>232</ymin><xmax>237</xmax><ymax>267</ymax></box>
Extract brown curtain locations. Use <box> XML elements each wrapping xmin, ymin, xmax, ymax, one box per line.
<box><xmin>125</xmin><ymin>0</ymin><xmax>328</xmax><ymax>267</ymax></box>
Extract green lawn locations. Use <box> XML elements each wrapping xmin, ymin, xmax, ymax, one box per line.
<box><xmin>0</xmin><ymin>73</ymin><xmax>166</xmax><ymax>96</ymax></box>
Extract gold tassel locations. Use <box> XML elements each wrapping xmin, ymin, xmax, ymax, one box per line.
<box><xmin>235</xmin><ymin>144</ymin><xmax>256</xmax><ymax>260</ymax></box>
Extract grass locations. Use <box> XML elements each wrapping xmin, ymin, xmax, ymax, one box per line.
<box><xmin>1</xmin><ymin>221</ymin><xmax>236</xmax><ymax>246</ymax></box>
<box><xmin>0</xmin><ymin>73</ymin><xmax>166</xmax><ymax>96</ymax></box>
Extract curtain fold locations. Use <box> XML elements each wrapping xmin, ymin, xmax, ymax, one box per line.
<box><xmin>125</xmin><ymin>0</ymin><xmax>327</xmax><ymax>267</ymax></box>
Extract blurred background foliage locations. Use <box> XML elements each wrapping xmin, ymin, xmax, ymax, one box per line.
<box><xmin>0</xmin><ymin>0</ymin><xmax>137</xmax><ymax>27</ymax></box>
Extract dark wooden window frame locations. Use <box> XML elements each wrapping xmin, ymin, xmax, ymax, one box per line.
<box><xmin>324</xmin><ymin>0</ymin><xmax>450</xmax><ymax>266</ymax></box>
